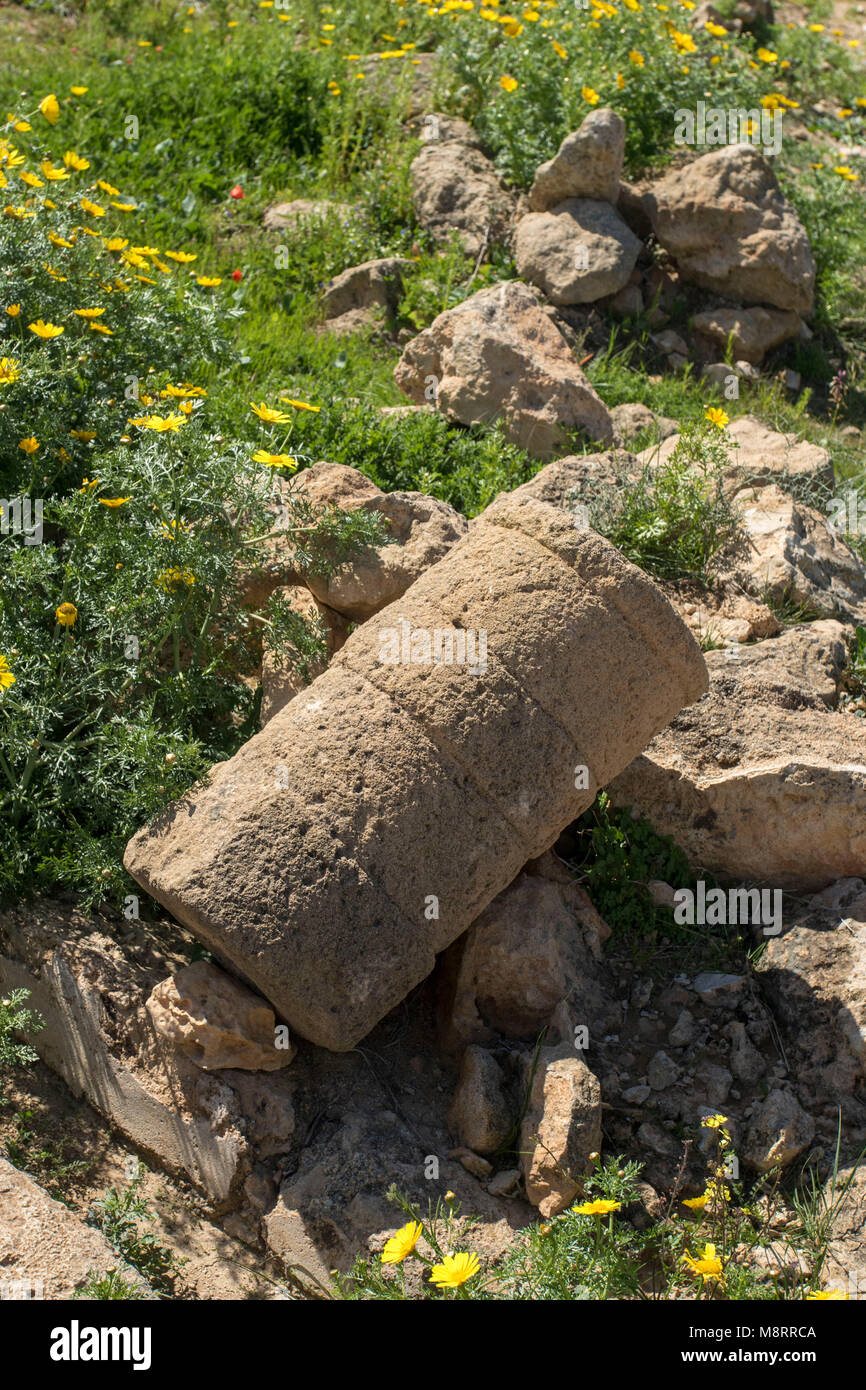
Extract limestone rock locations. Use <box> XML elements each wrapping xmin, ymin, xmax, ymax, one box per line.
<box><xmin>322</xmin><ymin>257</ymin><xmax>412</xmax><ymax>320</ymax></box>
<box><xmin>124</xmin><ymin>492</ymin><xmax>708</xmax><ymax>1051</ymax></box>
<box><xmin>0</xmin><ymin>902</ymin><xmax>261</xmax><ymax>1206</ymax></box>
<box><xmin>410</xmin><ymin>139</ymin><xmax>514</xmax><ymax>254</ymax></box>
<box><xmin>609</xmin><ymin>623</ymin><xmax>866</xmax><ymax>890</ymax></box>
<box><xmin>394</xmin><ymin>281</ymin><xmax>614</xmax><ymax>457</ymax></box>
<box><xmin>256</xmin><ymin>462</ymin><xmax>468</xmax><ymax>623</ymax></box>
<box><xmin>724</xmin><ymin>484</ymin><xmax>866</xmax><ymax>623</ymax></box>
<box><xmin>758</xmin><ymin>901</ymin><xmax>866</xmax><ymax>1097</ymax></box>
<box><xmin>514</xmin><ymin>198</ymin><xmax>642</xmax><ymax>305</ymax></box>
<box><xmin>692</xmin><ymin>305</ymin><xmax>804</xmax><ymax>364</ymax></box>
<box><xmin>263</xmin><ymin>199</ymin><xmax>355</xmax><ymax>233</ymax></box>
<box><xmin>438</xmin><ymin>860</ymin><xmax>613</xmax><ymax>1048</ymax></box>
<box><xmin>639</xmin><ymin>414</ymin><xmax>834</xmax><ymax>493</ymax></box>
<box><xmin>611</xmin><ymin>402</ymin><xmax>679</xmax><ymax>445</ymax></box>
<box><xmin>820</xmin><ymin>1164</ymin><xmax>866</xmax><ymax>1298</ymax></box>
<box><xmin>502</xmin><ymin>450</ymin><xmax>637</xmax><ymax>511</ymax></box>
<box><xmin>645</xmin><ymin>145</ymin><xmax>816</xmax><ymax>313</ymax></box>
<box><xmin>520</xmin><ymin>1047</ymin><xmax>602</xmax><ymax>1216</ymax></box>
<box><xmin>305</xmin><ymin>485</ymin><xmax>469</xmax><ymax>621</ymax></box>
<box><xmin>742</xmin><ymin>1089</ymin><xmax>815</xmax><ymax>1172</ymax></box>
<box><xmin>529</xmin><ymin>109</ymin><xmax>625</xmax><ymax>210</ymax></box>
<box><xmin>146</xmin><ymin>961</ymin><xmax>295</xmax><ymax>1072</ymax></box>
<box><xmin>0</xmin><ymin>1158</ymin><xmax>148</xmax><ymax>1300</ymax></box>
<box><xmin>667</xmin><ymin>585</ymin><xmax>782</xmax><ymax>646</ymax></box>
<box><xmin>448</xmin><ymin>1046</ymin><xmax>513</xmax><ymax>1154</ymax></box>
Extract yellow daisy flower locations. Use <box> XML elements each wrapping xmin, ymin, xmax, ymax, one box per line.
<box><xmin>381</xmin><ymin>1221</ymin><xmax>423</xmax><ymax>1265</ymax></box>
<box><xmin>28</xmin><ymin>319</ymin><xmax>65</xmax><ymax>338</ymax></box>
<box><xmin>39</xmin><ymin>94</ymin><xmax>61</xmax><ymax>125</ymax></box>
<box><xmin>429</xmin><ymin>1252</ymin><xmax>480</xmax><ymax>1288</ymax></box>
<box><xmin>55</xmin><ymin>602</ymin><xmax>78</xmax><ymax>627</ymax></box>
<box><xmin>251</xmin><ymin>401</ymin><xmax>292</xmax><ymax>423</ymax></box>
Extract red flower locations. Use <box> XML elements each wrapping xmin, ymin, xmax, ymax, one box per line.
<box><xmin>229</xmin><ymin>185</ymin><xmax>244</xmax><ymax>200</ymax></box>
<box><xmin>232</xmin><ymin>269</ymin><xmax>243</xmax><ymax>282</ymax></box>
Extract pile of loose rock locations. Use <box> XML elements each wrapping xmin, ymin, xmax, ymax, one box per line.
<box><xmin>281</xmin><ymin>107</ymin><xmax>819</xmax><ymax>452</ymax></box>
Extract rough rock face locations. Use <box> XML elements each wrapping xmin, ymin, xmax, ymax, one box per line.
<box><xmin>0</xmin><ymin>902</ymin><xmax>283</xmax><ymax>1206</ymax></box>
<box><xmin>645</xmin><ymin>145</ymin><xmax>816</xmax><ymax>313</ymax></box>
<box><xmin>724</xmin><ymin>484</ymin><xmax>866</xmax><ymax>623</ymax></box>
<box><xmin>639</xmin><ymin>415</ymin><xmax>834</xmax><ymax>492</ymax></box>
<box><xmin>305</xmin><ymin>484</ymin><xmax>470</xmax><ymax>621</ymax></box>
<box><xmin>758</xmin><ymin>883</ymin><xmax>866</xmax><ymax>1099</ymax></box>
<box><xmin>528</xmin><ymin>109</ymin><xmax>626</xmax><ymax>210</ymax></box>
<box><xmin>410</xmin><ymin>138</ymin><xmax>514</xmax><ymax>254</ymax></box>
<box><xmin>394</xmin><ymin>281</ymin><xmax>615</xmax><ymax>456</ymax></box>
<box><xmin>503</xmin><ymin>449</ymin><xmax>640</xmax><ymax>511</ymax></box>
<box><xmin>609</xmin><ymin>622</ymin><xmax>866</xmax><ymax>889</ymax></box>
<box><xmin>667</xmin><ymin>586</ymin><xmax>781</xmax><ymax>647</ymax></box>
<box><xmin>146</xmin><ymin>961</ymin><xmax>295</xmax><ymax>1071</ymax></box>
<box><xmin>514</xmin><ymin>198</ymin><xmax>642</xmax><ymax>305</ymax></box>
<box><xmin>611</xmin><ymin>402</ymin><xmax>679</xmax><ymax>445</ymax></box>
<box><xmin>742</xmin><ymin>1089</ymin><xmax>815</xmax><ymax>1172</ymax></box>
<box><xmin>124</xmin><ymin>491</ymin><xmax>707</xmax><ymax>1050</ymax></box>
<box><xmin>322</xmin><ymin>256</ymin><xmax>412</xmax><ymax>320</ymax></box>
<box><xmin>263</xmin><ymin>199</ymin><xmax>355</xmax><ymax>233</ymax></box>
<box><xmin>438</xmin><ymin>854</ymin><xmax>613</xmax><ymax>1049</ymax></box>
<box><xmin>520</xmin><ymin>1044</ymin><xmax>602</xmax><ymax>1216</ymax></box>
<box><xmin>447</xmin><ymin>1046</ymin><xmax>513</xmax><ymax>1155</ymax></box>
<box><xmin>0</xmin><ymin>1158</ymin><xmax>148</xmax><ymax>1300</ymax></box>
<box><xmin>691</xmin><ymin>306</ymin><xmax>803</xmax><ymax>364</ymax></box>
<box><xmin>821</xmin><ymin>1164</ymin><xmax>866</xmax><ymax>1297</ymax></box>
<box><xmin>254</xmin><ymin>462</ymin><xmax>469</xmax><ymax>622</ymax></box>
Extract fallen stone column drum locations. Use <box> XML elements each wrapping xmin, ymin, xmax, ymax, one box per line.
<box><xmin>124</xmin><ymin>493</ymin><xmax>708</xmax><ymax>1050</ymax></box>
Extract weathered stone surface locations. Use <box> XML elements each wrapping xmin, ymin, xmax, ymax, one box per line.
<box><xmin>820</xmin><ymin>1164</ymin><xmax>866</xmax><ymax>1298</ymax></box>
<box><xmin>520</xmin><ymin>1046</ymin><xmax>602</xmax><ymax>1216</ymax></box>
<box><xmin>611</xmin><ymin>402</ymin><xmax>679</xmax><ymax>445</ymax></box>
<box><xmin>514</xmin><ymin>199</ymin><xmax>642</xmax><ymax>305</ymax></box>
<box><xmin>407</xmin><ymin>112</ymin><xmax>481</xmax><ymax>145</ymax></box>
<box><xmin>394</xmin><ymin>281</ymin><xmax>614</xmax><ymax>457</ymax></box>
<box><xmin>742</xmin><ymin>1089</ymin><xmax>815</xmax><ymax>1172</ymax></box>
<box><xmin>640</xmin><ymin>415</ymin><xmax>834</xmax><ymax>492</ymax></box>
<box><xmin>438</xmin><ymin>855</ymin><xmax>613</xmax><ymax>1048</ymax></box>
<box><xmin>263</xmin><ymin>199</ymin><xmax>355</xmax><ymax>233</ymax></box>
<box><xmin>305</xmin><ymin>484</ymin><xmax>469</xmax><ymax>621</ymax></box>
<box><xmin>260</xmin><ymin>585</ymin><xmax>348</xmax><ymax>726</ymax></box>
<box><xmin>666</xmin><ymin>585</ymin><xmax>782</xmax><ymax>646</ymax></box>
<box><xmin>724</xmin><ymin>484</ymin><xmax>866</xmax><ymax>623</ymax></box>
<box><xmin>705</xmin><ymin>619</ymin><xmax>850</xmax><ymax>703</ymax></box>
<box><xmin>609</xmin><ymin>623</ymin><xmax>866</xmax><ymax>889</ymax></box>
<box><xmin>758</xmin><ymin>891</ymin><xmax>866</xmax><ymax>1098</ymax></box>
<box><xmin>529</xmin><ymin>109</ymin><xmax>625</xmax><ymax>211</ymax></box>
<box><xmin>502</xmin><ymin>450</ymin><xmax>637</xmax><ymax>511</ymax></box>
<box><xmin>0</xmin><ymin>902</ymin><xmax>264</xmax><ymax>1206</ymax></box>
<box><xmin>251</xmin><ymin>463</ymin><xmax>468</xmax><ymax>622</ymax></box>
<box><xmin>692</xmin><ymin>305</ymin><xmax>803</xmax><ymax>364</ymax></box>
<box><xmin>410</xmin><ymin>139</ymin><xmax>514</xmax><ymax>254</ymax></box>
<box><xmin>322</xmin><ymin>257</ymin><xmax>412</xmax><ymax>320</ymax></box>
<box><xmin>146</xmin><ymin>961</ymin><xmax>295</xmax><ymax>1071</ymax></box>
<box><xmin>0</xmin><ymin>1158</ymin><xmax>148</xmax><ymax>1300</ymax></box>
<box><xmin>448</xmin><ymin>1046</ymin><xmax>513</xmax><ymax>1154</ymax></box>
<box><xmin>645</xmin><ymin>145</ymin><xmax>816</xmax><ymax>313</ymax></box>
<box><xmin>124</xmin><ymin>492</ymin><xmax>707</xmax><ymax>1051</ymax></box>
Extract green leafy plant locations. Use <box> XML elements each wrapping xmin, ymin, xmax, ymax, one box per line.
<box><xmin>87</xmin><ymin>1160</ymin><xmax>179</xmax><ymax>1296</ymax></box>
<box><xmin>0</xmin><ymin>988</ymin><xmax>44</xmax><ymax>1069</ymax></box>
<box><xmin>586</xmin><ymin>421</ymin><xmax>743</xmax><ymax>585</ymax></box>
<box><xmin>73</xmin><ymin>1267</ymin><xmax>150</xmax><ymax>1301</ymax></box>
